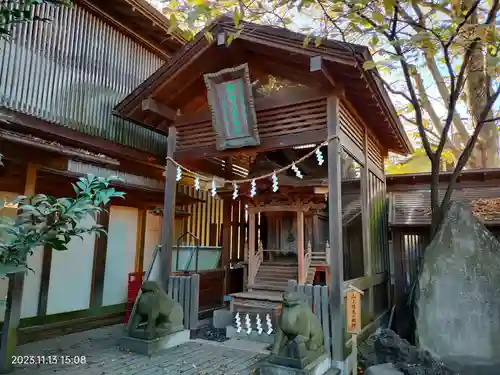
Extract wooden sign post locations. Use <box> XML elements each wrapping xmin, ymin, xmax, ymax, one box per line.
<box><xmin>345</xmin><ymin>284</ymin><xmax>364</xmax><ymax>375</ymax></box>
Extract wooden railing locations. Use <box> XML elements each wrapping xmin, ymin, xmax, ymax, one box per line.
<box><xmin>302</xmin><ymin>241</ymin><xmax>312</xmax><ymax>283</ymax></box>
<box><xmin>248</xmin><ymin>241</ymin><xmax>263</xmax><ymax>286</ymax></box>
<box><xmin>310</xmin><ymin>241</ymin><xmax>331</xmax><ymax>265</ymax></box>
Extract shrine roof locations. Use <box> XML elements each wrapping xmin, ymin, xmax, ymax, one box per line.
<box><xmin>114</xmin><ymin>16</ymin><xmax>412</xmax><ymax>155</ymax></box>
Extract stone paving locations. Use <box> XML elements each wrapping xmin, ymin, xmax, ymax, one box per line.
<box><xmin>14</xmin><ymin>325</ymin><xmax>266</xmax><ymax>375</ymax></box>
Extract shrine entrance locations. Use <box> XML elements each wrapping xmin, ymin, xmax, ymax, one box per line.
<box><xmin>115</xmin><ymin>15</ymin><xmax>412</xmax><ymax>372</ymax></box>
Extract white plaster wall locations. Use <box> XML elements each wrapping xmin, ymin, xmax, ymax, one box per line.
<box><xmin>46</xmin><ymin>214</ymin><xmax>96</xmax><ymax>315</ymax></box>
<box><xmin>0</xmin><ymin>191</ymin><xmax>42</xmax><ymax>321</ymax></box>
<box><xmin>102</xmin><ymin>206</ymin><xmax>138</xmax><ymax>306</ymax></box>
<box><xmin>20</xmin><ymin>245</ymin><xmax>43</xmax><ymax>318</ymax></box>
<box><xmin>143</xmin><ymin>211</ymin><xmax>161</xmax><ymax>273</ymax></box>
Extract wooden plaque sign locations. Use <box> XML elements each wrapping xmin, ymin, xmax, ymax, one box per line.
<box><xmin>204</xmin><ymin>63</ymin><xmax>260</xmax><ymax>150</ymax></box>
<box><xmin>346</xmin><ymin>289</ymin><xmax>361</xmax><ymax>334</ymax></box>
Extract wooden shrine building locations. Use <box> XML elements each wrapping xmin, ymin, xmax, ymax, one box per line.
<box><xmin>115</xmin><ymin>16</ymin><xmax>412</xmax><ymax>365</ymax></box>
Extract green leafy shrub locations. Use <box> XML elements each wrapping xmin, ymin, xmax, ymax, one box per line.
<box><xmin>0</xmin><ymin>0</ymin><xmax>73</xmax><ymax>36</ymax></box>
<box><xmin>0</xmin><ymin>174</ymin><xmax>124</xmax><ymax>276</ymax></box>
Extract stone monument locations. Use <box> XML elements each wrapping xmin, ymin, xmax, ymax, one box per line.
<box><xmin>118</xmin><ymin>280</ymin><xmax>190</xmax><ymax>355</ymax></box>
<box><xmin>259</xmin><ymin>291</ymin><xmax>331</xmax><ymax>375</ymax></box>
<box><xmin>416</xmin><ymin>202</ymin><xmax>500</xmax><ymax>375</ymax></box>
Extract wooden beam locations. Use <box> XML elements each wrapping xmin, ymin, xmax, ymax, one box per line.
<box><xmin>0</xmin><ymin>108</ymin><xmax>165</xmax><ymax>167</ymax></box>
<box><xmin>248</xmin><ymin>212</ymin><xmax>256</xmax><ymax>260</ymax></box>
<box><xmin>312</xmin><ymin>213</ymin><xmax>320</xmax><ymax>253</ymax></box>
<box><xmin>0</xmin><ymin>131</ymin><xmax>119</xmax><ymax>167</ymax></box>
<box><xmin>231</xmin><ymin>201</ymin><xmax>239</xmax><ymax>261</ymax></box>
<box><xmin>135</xmin><ymin>209</ymin><xmax>147</xmax><ymax>272</ymax></box>
<box><xmin>326</xmin><ymin>95</ymin><xmax>345</xmax><ymax>366</ymax></box>
<box><xmin>297</xmin><ymin>210</ymin><xmax>305</xmax><ymax>284</ymax></box>
<box><xmin>239</xmin><ymin>197</ymin><xmax>246</xmax><ymax>262</ymax></box>
<box><xmin>0</xmin><ymin>141</ymin><xmax>68</xmax><ymax>171</ymax></box>
<box><xmin>238</xmin><ymin>33</ymin><xmax>357</xmax><ymax>67</ymax></box>
<box><xmin>142</xmin><ymin>98</ymin><xmax>177</xmax><ymax>121</ymax></box>
<box><xmin>222</xmin><ymin>157</ymin><xmax>233</xmax><ymax>297</ymax></box>
<box><xmin>160</xmin><ymin>127</ymin><xmax>178</xmax><ymax>290</ymax></box>
<box><xmin>176</xmin><ymin>129</ymin><xmax>327</xmax><ymax>161</ymax></box>
<box><xmin>216</xmin><ymin>32</ymin><xmax>226</xmax><ymax>46</ymax></box>
<box><xmin>310</xmin><ymin>56</ymin><xmax>346</xmax><ymax>98</ymax></box>
<box><xmin>90</xmin><ymin>210</ymin><xmax>110</xmax><ymax>308</ymax></box>
<box><xmin>221</xmin><ymin>198</ymin><xmax>232</xmax><ymax>295</ymax></box>
<box><xmin>362</xmin><ymin>121</ymin><xmax>375</xmax><ymax>320</ymax></box>
<box><xmin>37</xmin><ymin>242</ymin><xmax>52</xmax><ymax>317</ymax></box>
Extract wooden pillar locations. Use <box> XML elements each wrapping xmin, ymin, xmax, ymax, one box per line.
<box><xmin>89</xmin><ymin>209</ymin><xmax>110</xmax><ymax>308</ymax></box>
<box><xmin>312</xmin><ymin>213</ymin><xmax>320</xmax><ymax>253</ymax></box>
<box><xmin>239</xmin><ymin>198</ymin><xmax>246</xmax><ymax>261</ymax></box>
<box><xmin>248</xmin><ymin>210</ymin><xmax>256</xmax><ymax>256</ymax></box>
<box><xmin>222</xmin><ymin>196</ymin><xmax>232</xmax><ymax>296</ymax></box>
<box><xmin>363</xmin><ymin>118</ymin><xmax>375</xmax><ymax>319</ymax></box>
<box><xmin>231</xmin><ymin>202</ymin><xmax>239</xmax><ymax>260</ymax></box>
<box><xmin>160</xmin><ymin>127</ymin><xmax>177</xmax><ymax>290</ymax></box>
<box><xmin>0</xmin><ymin>165</ymin><xmax>36</xmax><ymax>373</ymax></box>
<box><xmin>326</xmin><ymin>96</ymin><xmax>345</xmax><ymax>366</ymax></box>
<box><xmin>135</xmin><ymin>209</ymin><xmax>147</xmax><ymax>273</ymax></box>
<box><xmin>297</xmin><ymin>210</ymin><xmax>305</xmax><ymax>284</ymax></box>
<box><xmin>246</xmin><ymin>209</ymin><xmax>256</xmax><ymax>289</ymax></box>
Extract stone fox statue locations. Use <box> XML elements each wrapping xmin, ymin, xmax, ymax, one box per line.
<box><xmin>127</xmin><ymin>281</ymin><xmax>184</xmax><ymax>340</ymax></box>
<box><xmin>271</xmin><ymin>291</ymin><xmax>325</xmax><ymax>366</ymax></box>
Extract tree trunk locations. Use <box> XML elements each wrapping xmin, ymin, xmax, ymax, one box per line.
<box><xmin>463</xmin><ymin>3</ymin><xmax>499</xmax><ymax>168</ymax></box>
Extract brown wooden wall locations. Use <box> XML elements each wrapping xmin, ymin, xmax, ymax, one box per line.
<box><xmin>177</xmin><ymin>185</ymin><xmax>224</xmax><ymax>246</ymax></box>
<box><xmin>176</xmin><ymin>96</ymin><xmax>327</xmax><ymax>153</ymax></box>
<box><xmin>338</xmin><ymin>95</ymin><xmax>391</xmax><ymax>323</ymax></box>
<box><xmin>198</xmin><ymin>269</ymin><xmax>225</xmax><ymax>312</ymax></box>
<box><xmin>339</xmin><ymin>101</ymin><xmax>385</xmax><ymax>171</ymax></box>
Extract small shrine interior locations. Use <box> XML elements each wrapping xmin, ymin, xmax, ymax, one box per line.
<box><xmin>115</xmin><ymin>16</ymin><xmax>412</xmax><ymax>363</ymax></box>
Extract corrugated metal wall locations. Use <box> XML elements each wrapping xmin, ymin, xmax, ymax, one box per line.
<box><xmin>392</xmin><ymin>229</ymin><xmax>428</xmax><ymax>296</ymax></box>
<box><xmin>0</xmin><ymin>3</ymin><xmax>168</xmax><ymax>154</ymax></box>
<box><xmin>392</xmin><ymin>227</ymin><xmax>500</xmax><ymax>298</ymax></box>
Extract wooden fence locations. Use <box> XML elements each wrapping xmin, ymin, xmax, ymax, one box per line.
<box><xmin>168</xmin><ymin>274</ymin><xmax>200</xmax><ymax>330</ymax></box>
<box><xmin>286</xmin><ymin>281</ymin><xmax>334</xmax><ymax>360</ymax></box>
<box><xmin>128</xmin><ymin>247</ymin><xmax>200</xmax><ymax>330</ymax></box>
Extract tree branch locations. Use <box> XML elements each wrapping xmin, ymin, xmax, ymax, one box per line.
<box><xmin>440</xmin><ymin>84</ymin><xmax>500</xmax><ymax>218</ymax></box>
<box><xmin>397</xmin><ymin>5</ymin><xmax>473</xmax><ymax>145</ymax></box>
<box><xmin>445</xmin><ymin>0</ymin><xmax>482</xmax><ymax>48</ymax></box>
<box><xmin>412</xmin><ymin>71</ymin><xmax>466</xmax><ymax>163</ymax></box>
<box><xmin>481</xmin><ymin>116</ymin><xmax>499</xmax><ymax>124</ymax></box>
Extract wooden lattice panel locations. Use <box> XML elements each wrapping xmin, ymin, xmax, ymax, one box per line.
<box><xmin>339</xmin><ymin>102</ymin><xmax>364</xmax><ymax>152</ymax></box>
<box><xmin>176</xmin><ymin>98</ymin><xmax>327</xmax><ymax>152</ymax></box>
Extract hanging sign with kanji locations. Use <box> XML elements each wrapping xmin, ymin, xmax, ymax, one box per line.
<box><xmin>204</xmin><ymin>63</ymin><xmax>260</xmax><ymax>150</ymax></box>
<box><xmin>346</xmin><ymin>287</ymin><xmax>362</xmax><ymax>334</ymax></box>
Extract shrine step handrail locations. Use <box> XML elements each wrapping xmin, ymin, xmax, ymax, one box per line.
<box><xmin>248</xmin><ymin>242</ymin><xmax>264</xmax><ymax>287</ymax></box>
<box><xmin>302</xmin><ymin>241</ymin><xmax>313</xmax><ymax>284</ymax></box>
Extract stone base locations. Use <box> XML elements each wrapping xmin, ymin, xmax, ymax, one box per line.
<box><xmin>117</xmin><ymin>330</ymin><xmax>190</xmax><ymax>356</ymax></box>
<box><xmin>365</xmin><ymin>363</ymin><xmax>404</xmax><ymax>375</ymax></box>
<box><xmin>213</xmin><ymin>310</ymin><xmax>233</xmax><ymax>328</ymax></box>
<box><xmin>259</xmin><ymin>353</ymin><xmax>331</xmax><ymax>375</ymax></box>
<box><xmin>226</xmin><ymin>325</ymin><xmax>274</xmax><ymax>344</ymax></box>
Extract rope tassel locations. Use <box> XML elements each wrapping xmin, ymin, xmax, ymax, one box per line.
<box><xmin>163</xmin><ymin>135</ymin><xmax>338</xmax><ymax>193</ymax></box>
